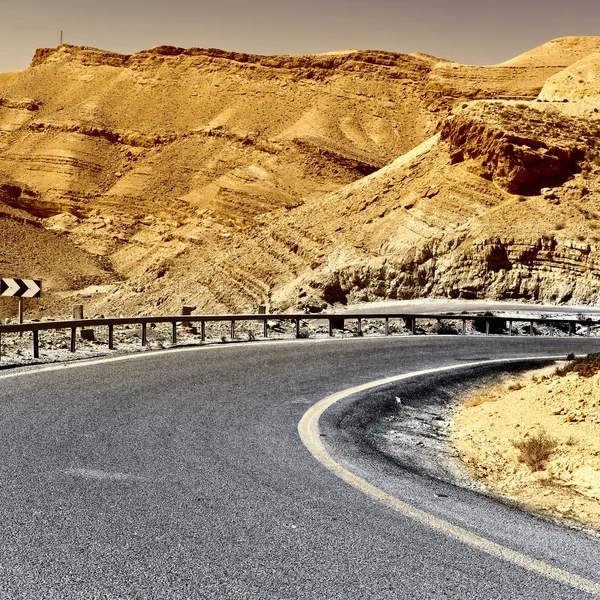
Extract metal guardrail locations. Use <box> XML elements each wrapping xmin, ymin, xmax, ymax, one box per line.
<box><xmin>494</xmin><ymin>95</ymin><xmax>539</xmax><ymax>100</ymax></box>
<box><xmin>0</xmin><ymin>312</ymin><xmax>598</xmax><ymax>361</ymax></box>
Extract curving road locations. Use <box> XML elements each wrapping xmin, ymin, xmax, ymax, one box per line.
<box><xmin>1</xmin><ymin>336</ymin><xmax>600</xmax><ymax>598</ymax></box>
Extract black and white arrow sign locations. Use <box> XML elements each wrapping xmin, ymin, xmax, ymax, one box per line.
<box><xmin>0</xmin><ymin>278</ymin><xmax>42</xmax><ymax>298</ymax></box>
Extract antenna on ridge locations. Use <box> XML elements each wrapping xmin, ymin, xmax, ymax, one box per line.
<box><xmin>60</xmin><ymin>30</ymin><xmax>63</xmax><ymax>46</ymax></box>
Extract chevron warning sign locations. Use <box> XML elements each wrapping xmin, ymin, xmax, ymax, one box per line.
<box><xmin>0</xmin><ymin>278</ymin><xmax>42</xmax><ymax>298</ymax></box>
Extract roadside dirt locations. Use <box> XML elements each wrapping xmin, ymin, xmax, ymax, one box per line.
<box><xmin>452</xmin><ymin>362</ymin><xmax>600</xmax><ymax>532</ymax></box>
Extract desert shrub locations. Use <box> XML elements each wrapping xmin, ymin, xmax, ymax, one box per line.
<box><xmin>464</xmin><ymin>394</ymin><xmax>497</xmax><ymax>408</ymax></box>
<box><xmin>555</xmin><ymin>353</ymin><xmax>600</xmax><ymax>378</ymax></box>
<box><xmin>436</xmin><ymin>320</ymin><xmax>459</xmax><ymax>335</ymax></box>
<box><xmin>515</xmin><ymin>103</ymin><xmax>528</xmax><ymax>110</ymax></box>
<box><xmin>554</xmin><ymin>222</ymin><xmax>566</xmax><ymax>231</ymax></box>
<box><xmin>507</xmin><ymin>382</ymin><xmax>524</xmax><ymax>391</ymax></box>
<box><xmin>552</xmin><ymin>321</ymin><xmax>572</xmax><ymax>334</ymax></box>
<box><xmin>297</xmin><ymin>327</ymin><xmax>311</xmax><ymax>339</ymax></box>
<box><xmin>473</xmin><ymin>312</ymin><xmax>506</xmax><ymax>334</ymax></box>
<box><xmin>512</xmin><ymin>429</ymin><xmax>558</xmax><ymax>471</ymax></box>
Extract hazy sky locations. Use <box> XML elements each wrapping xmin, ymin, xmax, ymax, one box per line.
<box><xmin>1</xmin><ymin>0</ymin><xmax>599</xmax><ymax>73</ymax></box>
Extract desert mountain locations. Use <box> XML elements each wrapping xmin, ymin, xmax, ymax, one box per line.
<box><xmin>1</xmin><ymin>37</ymin><xmax>600</xmax><ymax>316</ymax></box>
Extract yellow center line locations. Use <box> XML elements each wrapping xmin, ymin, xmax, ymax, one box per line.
<box><xmin>298</xmin><ymin>356</ymin><xmax>600</xmax><ymax>597</ymax></box>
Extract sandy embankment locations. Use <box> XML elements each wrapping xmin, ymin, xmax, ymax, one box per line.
<box><xmin>453</xmin><ymin>359</ymin><xmax>600</xmax><ymax>531</ymax></box>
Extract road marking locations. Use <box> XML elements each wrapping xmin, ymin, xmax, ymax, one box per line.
<box><xmin>298</xmin><ymin>357</ymin><xmax>600</xmax><ymax>597</ymax></box>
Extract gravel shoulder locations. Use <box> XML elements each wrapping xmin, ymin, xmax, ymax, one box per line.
<box><xmin>453</xmin><ymin>360</ymin><xmax>600</xmax><ymax>533</ymax></box>
<box><xmin>343</xmin><ymin>357</ymin><xmax>600</xmax><ymax>538</ymax></box>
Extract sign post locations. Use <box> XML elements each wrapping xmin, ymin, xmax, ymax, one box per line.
<box><xmin>18</xmin><ymin>297</ymin><xmax>23</xmax><ymax>336</ymax></box>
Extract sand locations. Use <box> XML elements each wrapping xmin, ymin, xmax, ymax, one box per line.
<box><xmin>453</xmin><ymin>363</ymin><xmax>600</xmax><ymax>531</ymax></box>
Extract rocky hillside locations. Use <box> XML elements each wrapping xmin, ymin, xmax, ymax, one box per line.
<box><xmin>1</xmin><ymin>37</ymin><xmax>600</xmax><ymax>316</ymax></box>
<box><xmin>540</xmin><ymin>52</ymin><xmax>600</xmax><ymax>102</ymax></box>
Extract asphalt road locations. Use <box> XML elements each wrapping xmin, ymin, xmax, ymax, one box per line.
<box><xmin>342</xmin><ymin>299</ymin><xmax>600</xmax><ymax>315</ymax></box>
<box><xmin>1</xmin><ymin>336</ymin><xmax>600</xmax><ymax>599</ymax></box>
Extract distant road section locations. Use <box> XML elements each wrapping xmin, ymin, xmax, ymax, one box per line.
<box><xmin>342</xmin><ymin>299</ymin><xmax>600</xmax><ymax>315</ymax></box>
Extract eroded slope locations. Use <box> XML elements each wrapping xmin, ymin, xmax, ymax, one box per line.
<box><xmin>1</xmin><ymin>38</ymin><xmax>600</xmax><ymax>316</ymax></box>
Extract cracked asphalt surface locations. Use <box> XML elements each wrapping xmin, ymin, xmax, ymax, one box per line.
<box><xmin>1</xmin><ymin>336</ymin><xmax>600</xmax><ymax>598</ymax></box>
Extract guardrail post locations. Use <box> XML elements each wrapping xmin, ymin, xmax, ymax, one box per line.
<box><xmin>328</xmin><ymin>319</ymin><xmax>333</xmax><ymax>337</ymax></box>
<box><xmin>231</xmin><ymin>320</ymin><xmax>235</xmax><ymax>340</ymax></box>
<box><xmin>509</xmin><ymin>320</ymin><xmax>512</xmax><ymax>336</ymax></box>
<box><xmin>569</xmin><ymin>322</ymin><xmax>573</xmax><ymax>337</ymax></box>
<box><xmin>201</xmin><ymin>321</ymin><xmax>206</xmax><ymax>341</ymax></box>
<box><xmin>263</xmin><ymin>319</ymin><xmax>268</xmax><ymax>338</ymax></box>
<box><xmin>549</xmin><ymin>322</ymin><xmax>554</xmax><ymax>337</ymax></box>
<box><xmin>357</xmin><ymin>318</ymin><xmax>362</xmax><ymax>336</ymax></box>
<box><xmin>295</xmin><ymin>318</ymin><xmax>300</xmax><ymax>339</ymax></box>
<box><xmin>587</xmin><ymin>323</ymin><xmax>591</xmax><ymax>337</ymax></box>
<box><xmin>70</xmin><ymin>327</ymin><xmax>76</xmax><ymax>352</ymax></box>
<box><xmin>18</xmin><ymin>298</ymin><xmax>23</xmax><ymax>337</ymax></box>
<box><xmin>385</xmin><ymin>318</ymin><xmax>389</xmax><ymax>336</ymax></box>
<box><xmin>485</xmin><ymin>321</ymin><xmax>489</xmax><ymax>336</ymax></box>
<box><xmin>108</xmin><ymin>324</ymin><xmax>114</xmax><ymax>349</ymax></box>
<box><xmin>172</xmin><ymin>322</ymin><xmax>177</xmax><ymax>345</ymax></box>
<box><xmin>461</xmin><ymin>319</ymin><xmax>466</xmax><ymax>335</ymax></box>
<box><xmin>435</xmin><ymin>319</ymin><xmax>441</xmax><ymax>334</ymax></box>
<box><xmin>141</xmin><ymin>323</ymin><xmax>147</xmax><ymax>346</ymax></box>
<box><xmin>411</xmin><ymin>318</ymin><xmax>416</xmax><ymax>335</ymax></box>
<box><xmin>530</xmin><ymin>321</ymin><xmax>534</xmax><ymax>336</ymax></box>
<box><xmin>32</xmin><ymin>330</ymin><xmax>39</xmax><ymax>359</ymax></box>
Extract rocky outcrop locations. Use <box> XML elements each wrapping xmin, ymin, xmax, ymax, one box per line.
<box><xmin>0</xmin><ymin>97</ymin><xmax>40</xmax><ymax>111</ymax></box>
<box><xmin>26</xmin><ymin>121</ymin><xmax>176</xmax><ymax>148</ymax></box>
<box><xmin>281</xmin><ymin>235</ymin><xmax>600</xmax><ymax>310</ymax></box>
<box><xmin>441</xmin><ymin>103</ymin><xmax>589</xmax><ymax>194</ymax></box>
<box><xmin>31</xmin><ymin>45</ymin><xmax>438</xmax><ymax>79</ymax></box>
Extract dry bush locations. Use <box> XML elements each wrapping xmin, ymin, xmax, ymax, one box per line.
<box><xmin>464</xmin><ymin>394</ymin><xmax>496</xmax><ymax>408</ymax></box>
<box><xmin>555</xmin><ymin>353</ymin><xmax>600</xmax><ymax>378</ymax></box>
<box><xmin>436</xmin><ymin>321</ymin><xmax>459</xmax><ymax>335</ymax></box>
<box><xmin>512</xmin><ymin>429</ymin><xmax>558</xmax><ymax>471</ymax></box>
<box><xmin>473</xmin><ymin>312</ymin><xmax>506</xmax><ymax>334</ymax></box>
<box><xmin>507</xmin><ymin>382</ymin><xmax>524</xmax><ymax>391</ymax></box>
